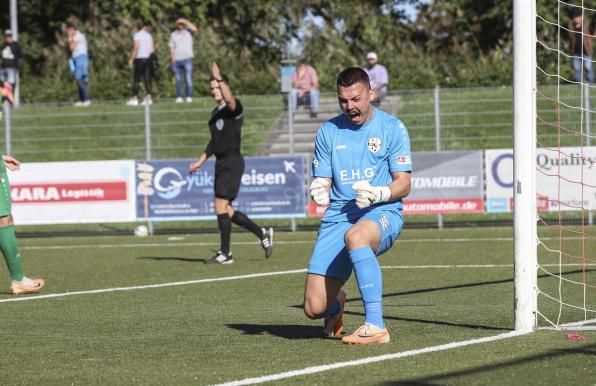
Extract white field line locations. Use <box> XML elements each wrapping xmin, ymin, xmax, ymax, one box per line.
<box><xmin>382</xmin><ymin>263</ymin><xmax>596</xmax><ymax>269</ymax></box>
<box><xmin>555</xmin><ymin>317</ymin><xmax>596</xmax><ymax>329</ymax></box>
<box><xmin>18</xmin><ymin>236</ymin><xmax>586</xmax><ymax>251</ymax></box>
<box><xmin>2</xmin><ymin>263</ymin><xmax>593</xmax><ymax>304</ymax></box>
<box><xmin>209</xmin><ymin>331</ymin><xmax>530</xmax><ymax>386</ymax></box>
<box><xmin>0</xmin><ymin>269</ymin><xmax>307</xmax><ymax>304</ymax></box>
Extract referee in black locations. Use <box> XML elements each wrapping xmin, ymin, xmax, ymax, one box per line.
<box><xmin>189</xmin><ymin>62</ymin><xmax>273</xmax><ymax>264</ymax></box>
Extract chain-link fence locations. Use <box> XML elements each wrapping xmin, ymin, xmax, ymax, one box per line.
<box><xmin>1</xmin><ymin>95</ymin><xmax>284</xmax><ymax>162</ymax></box>
<box><xmin>1</xmin><ymin>85</ymin><xmax>591</xmax><ymax>234</ymax></box>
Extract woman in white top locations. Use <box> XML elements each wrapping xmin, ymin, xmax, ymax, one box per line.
<box><xmin>127</xmin><ymin>20</ymin><xmax>155</xmax><ymax>106</ymax></box>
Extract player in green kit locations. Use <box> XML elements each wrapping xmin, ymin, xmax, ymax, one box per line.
<box><xmin>0</xmin><ymin>153</ymin><xmax>45</xmax><ymax>294</ymax></box>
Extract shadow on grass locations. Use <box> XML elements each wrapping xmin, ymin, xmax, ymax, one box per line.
<box><xmin>138</xmin><ymin>256</ymin><xmax>208</xmax><ymax>263</ymax></box>
<box><xmin>377</xmin><ymin>343</ymin><xmax>596</xmax><ymax>386</ymax></box>
<box><xmin>289</xmin><ymin>269</ymin><xmax>593</xmax><ymax>332</ymax></box>
<box><xmin>227</xmin><ymin>323</ymin><xmax>324</xmax><ymax>340</ymax></box>
<box><xmin>343</xmin><ymin>310</ymin><xmax>509</xmax><ymax>332</ymax></box>
<box><xmin>345</xmin><ymin>268</ymin><xmax>593</xmax><ymax>304</ymax></box>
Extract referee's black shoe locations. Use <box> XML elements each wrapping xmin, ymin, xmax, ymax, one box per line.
<box><xmin>261</xmin><ymin>227</ymin><xmax>274</xmax><ymax>259</ymax></box>
<box><xmin>205</xmin><ymin>251</ymin><xmax>234</xmax><ymax>264</ymax></box>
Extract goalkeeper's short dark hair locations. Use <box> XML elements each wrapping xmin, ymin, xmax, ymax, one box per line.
<box><xmin>336</xmin><ymin>67</ymin><xmax>371</xmax><ymax>89</ymax></box>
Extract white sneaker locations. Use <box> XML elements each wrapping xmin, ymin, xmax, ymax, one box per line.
<box><xmin>74</xmin><ymin>101</ymin><xmax>84</xmax><ymax>107</ymax></box>
<box><xmin>185</xmin><ymin>97</ymin><xmax>193</xmax><ymax>103</ymax></box>
<box><xmin>141</xmin><ymin>98</ymin><xmax>153</xmax><ymax>106</ymax></box>
<box><xmin>82</xmin><ymin>100</ymin><xmax>91</xmax><ymax>107</ymax></box>
<box><xmin>175</xmin><ymin>97</ymin><xmax>184</xmax><ymax>103</ymax></box>
<box><xmin>126</xmin><ymin>98</ymin><xmax>139</xmax><ymax>106</ymax></box>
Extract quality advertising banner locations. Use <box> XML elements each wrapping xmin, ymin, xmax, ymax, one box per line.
<box><xmin>136</xmin><ymin>157</ymin><xmax>306</xmax><ymax>220</ymax></box>
<box><xmin>8</xmin><ymin>160</ymin><xmax>136</xmax><ymax>224</ymax></box>
<box><xmin>486</xmin><ymin>146</ymin><xmax>596</xmax><ymax>212</ymax></box>
<box><xmin>308</xmin><ymin>151</ymin><xmax>484</xmax><ymax>216</ymax></box>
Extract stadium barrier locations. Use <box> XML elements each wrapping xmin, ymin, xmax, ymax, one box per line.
<box><xmin>6</xmin><ymin>149</ymin><xmax>594</xmax><ymax>225</ymax></box>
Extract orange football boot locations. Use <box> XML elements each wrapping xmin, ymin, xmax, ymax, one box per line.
<box><xmin>342</xmin><ymin>323</ymin><xmax>390</xmax><ymax>345</ymax></box>
<box><xmin>11</xmin><ymin>278</ymin><xmax>45</xmax><ymax>294</ymax></box>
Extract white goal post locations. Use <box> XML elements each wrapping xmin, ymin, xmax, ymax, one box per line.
<box><xmin>513</xmin><ymin>0</ymin><xmax>538</xmax><ymax>332</ymax></box>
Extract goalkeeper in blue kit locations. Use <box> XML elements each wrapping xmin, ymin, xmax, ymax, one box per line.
<box><xmin>304</xmin><ymin>68</ymin><xmax>412</xmax><ymax>345</ymax></box>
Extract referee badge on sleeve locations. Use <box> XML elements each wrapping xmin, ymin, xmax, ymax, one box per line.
<box><xmin>216</xmin><ymin>119</ymin><xmax>224</xmax><ymax>131</ymax></box>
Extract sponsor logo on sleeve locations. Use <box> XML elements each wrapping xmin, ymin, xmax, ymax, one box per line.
<box><xmin>396</xmin><ymin>155</ymin><xmax>411</xmax><ymax>165</ymax></box>
<box><xmin>313</xmin><ymin>159</ymin><xmax>319</xmax><ymax>169</ymax></box>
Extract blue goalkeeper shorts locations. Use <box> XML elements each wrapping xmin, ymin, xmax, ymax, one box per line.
<box><xmin>307</xmin><ymin>206</ymin><xmax>404</xmax><ymax>283</ymax></box>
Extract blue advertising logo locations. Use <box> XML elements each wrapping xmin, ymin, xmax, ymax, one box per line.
<box><xmin>154</xmin><ymin>167</ymin><xmax>187</xmax><ymax>199</ymax></box>
<box><xmin>491</xmin><ymin>153</ymin><xmax>514</xmax><ymax>189</ymax></box>
<box><xmin>136</xmin><ymin>157</ymin><xmax>306</xmax><ymax>220</ymax></box>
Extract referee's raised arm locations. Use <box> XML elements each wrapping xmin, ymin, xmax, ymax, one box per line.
<box><xmin>211</xmin><ymin>61</ymin><xmax>237</xmax><ymax>111</ymax></box>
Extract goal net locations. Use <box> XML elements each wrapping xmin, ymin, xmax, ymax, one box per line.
<box><xmin>520</xmin><ymin>0</ymin><xmax>596</xmax><ymax>330</ymax></box>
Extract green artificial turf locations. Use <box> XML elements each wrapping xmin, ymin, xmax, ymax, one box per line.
<box><xmin>0</xmin><ymin>227</ymin><xmax>594</xmax><ymax>385</ymax></box>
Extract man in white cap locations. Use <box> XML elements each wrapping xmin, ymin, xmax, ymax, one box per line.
<box><xmin>363</xmin><ymin>52</ymin><xmax>388</xmax><ymax>106</ymax></box>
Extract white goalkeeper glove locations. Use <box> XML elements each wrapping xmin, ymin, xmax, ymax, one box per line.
<box><xmin>310</xmin><ymin>177</ymin><xmax>331</xmax><ymax>206</ymax></box>
<box><xmin>352</xmin><ymin>181</ymin><xmax>392</xmax><ymax>209</ymax></box>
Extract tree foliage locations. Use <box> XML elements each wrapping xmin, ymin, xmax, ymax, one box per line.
<box><xmin>0</xmin><ymin>0</ymin><xmax>556</xmax><ymax>102</ymax></box>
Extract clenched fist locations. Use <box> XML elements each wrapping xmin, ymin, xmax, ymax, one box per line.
<box><xmin>352</xmin><ymin>181</ymin><xmax>391</xmax><ymax>209</ymax></box>
<box><xmin>310</xmin><ymin>177</ymin><xmax>331</xmax><ymax>206</ymax></box>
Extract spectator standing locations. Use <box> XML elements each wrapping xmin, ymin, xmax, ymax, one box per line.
<box><xmin>67</xmin><ymin>25</ymin><xmax>91</xmax><ymax>107</ymax></box>
<box><xmin>363</xmin><ymin>52</ymin><xmax>388</xmax><ymax>106</ymax></box>
<box><xmin>569</xmin><ymin>9</ymin><xmax>594</xmax><ymax>84</ymax></box>
<box><xmin>169</xmin><ymin>18</ymin><xmax>197</xmax><ymax>103</ymax></box>
<box><xmin>0</xmin><ymin>30</ymin><xmax>21</xmax><ymax>94</ymax></box>
<box><xmin>127</xmin><ymin>21</ymin><xmax>155</xmax><ymax>106</ymax></box>
<box><xmin>290</xmin><ymin>60</ymin><xmax>320</xmax><ymax>118</ymax></box>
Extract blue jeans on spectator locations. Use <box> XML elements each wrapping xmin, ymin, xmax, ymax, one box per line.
<box><xmin>172</xmin><ymin>59</ymin><xmax>193</xmax><ymax>98</ymax></box>
<box><xmin>73</xmin><ymin>54</ymin><xmax>90</xmax><ymax>102</ymax></box>
<box><xmin>0</xmin><ymin>68</ymin><xmax>17</xmax><ymax>86</ymax></box>
<box><xmin>573</xmin><ymin>55</ymin><xmax>594</xmax><ymax>84</ymax></box>
<box><xmin>290</xmin><ymin>88</ymin><xmax>319</xmax><ymax>113</ymax></box>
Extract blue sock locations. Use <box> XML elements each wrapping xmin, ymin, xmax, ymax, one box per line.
<box><xmin>349</xmin><ymin>246</ymin><xmax>384</xmax><ymax>328</ymax></box>
<box><xmin>325</xmin><ymin>299</ymin><xmax>341</xmax><ymax>318</ymax></box>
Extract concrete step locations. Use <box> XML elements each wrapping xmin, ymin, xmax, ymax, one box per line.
<box><xmin>273</xmin><ymin>132</ymin><xmax>317</xmax><ymax>143</ymax></box>
<box><xmin>263</xmin><ymin>151</ymin><xmax>312</xmax><ymax>158</ymax></box>
<box><xmin>267</xmin><ymin>142</ymin><xmax>315</xmax><ymax>153</ymax></box>
<box><xmin>269</xmin><ymin>121</ymin><xmax>325</xmax><ymax>134</ymax></box>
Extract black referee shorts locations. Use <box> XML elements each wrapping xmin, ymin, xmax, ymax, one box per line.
<box><xmin>214</xmin><ymin>155</ymin><xmax>245</xmax><ymax>201</ymax></box>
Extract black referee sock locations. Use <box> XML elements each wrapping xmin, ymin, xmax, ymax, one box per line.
<box><xmin>217</xmin><ymin>213</ymin><xmax>232</xmax><ymax>255</ymax></box>
<box><xmin>231</xmin><ymin>211</ymin><xmax>264</xmax><ymax>239</ymax></box>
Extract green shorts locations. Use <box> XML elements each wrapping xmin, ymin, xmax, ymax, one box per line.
<box><xmin>0</xmin><ymin>159</ymin><xmax>12</xmax><ymax>217</ymax></box>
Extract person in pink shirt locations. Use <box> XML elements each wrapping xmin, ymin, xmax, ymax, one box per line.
<box><xmin>291</xmin><ymin>59</ymin><xmax>320</xmax><ymax>118</ymax></box>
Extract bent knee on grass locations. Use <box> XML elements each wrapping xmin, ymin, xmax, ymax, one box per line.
<box><xmin>344</xmin><ymin>220</ymin><xmax>382</xmax><ymax>251</ymax></box>
<box><xmin>303</xmin><ymin>296</ymin><xmax>327</xmax><ymax>319</ymax></box>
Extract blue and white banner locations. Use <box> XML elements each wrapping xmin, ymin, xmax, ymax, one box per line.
<box><xmin>135</xmin><ymin>156</ymin><xmax>306</xmax><ymax>220</ymax></box>
<box><xmin>485</xmin><ymin>147</ymin><xmax>596</xmax><ymax>212</ymax></box>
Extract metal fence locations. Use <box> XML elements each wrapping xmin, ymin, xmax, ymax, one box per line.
<box><xmin>1</xmin><ymin>85</ymin><xmax>592</xmax><ymax>162</ymax></box>
<box><xmin>0</xmin><ymin>85</ymin><xmax>591</xmax><ymax>233</ymax></box>
<box><xmin>1</xmin><ymin>96</ymin><xmax>284</xmax><ymax>162</ymax></box>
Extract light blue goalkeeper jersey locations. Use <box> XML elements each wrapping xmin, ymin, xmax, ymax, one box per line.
<box><xmin>311</xmin><ymin>108</ymin><xmax>412</xmax><ymax>223</ymax></box>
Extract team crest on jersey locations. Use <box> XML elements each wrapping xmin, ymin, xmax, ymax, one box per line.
<box><xmin>215</xmin><ymin>119</ymin><xmax>224</xmax><ymax>131</ymax></box>
<box><xmin>368</xmin><ymin>137</ymin><xmax>382</xmax><ymax>153</ymax></box>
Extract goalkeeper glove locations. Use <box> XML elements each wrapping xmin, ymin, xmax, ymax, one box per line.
<box><xmin>310</xmin><ymin>177</ymin><xmax>331</xmax><ymax>206</ymax></box>
<box><xmin>352</xmin><ymin>181</ymin><xmax>392</xmax><ymax>209</ymax></box>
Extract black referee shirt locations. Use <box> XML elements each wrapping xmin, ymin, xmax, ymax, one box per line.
<box><xmin>206</xmin><ymin>98</ymin><xmax>244</xmax><ymax>158</ymax></box>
